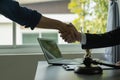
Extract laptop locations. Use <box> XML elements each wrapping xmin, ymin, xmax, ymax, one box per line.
<box><xmin>37</xmin><ymin>38</ymin><xmax>82</xmax><ymax>65</ymax></box>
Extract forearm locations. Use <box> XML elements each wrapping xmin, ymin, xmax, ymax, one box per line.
<box><xmin>36</xmin><ymin>16</ymin><xmax>67</xmax><ymax>31</ymax></box>
<box><xmin>82</xmin><ymin>28</ymin><xmax>120</xmax><ymax>49</ymax></box>
<box><xmin>80</xmin><ymin>33</ymin><xmax>86</xmax><ymax>44</ymax></box>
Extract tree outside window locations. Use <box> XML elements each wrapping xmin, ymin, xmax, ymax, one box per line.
<box><xmin>68</xmin><ymin>0</ymin><xmax>108</xmax><ymax>33</ymax></box>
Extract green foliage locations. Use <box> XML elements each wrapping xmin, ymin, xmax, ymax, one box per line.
<box><xmin>68</xmin><ymin>0</ymin><xmax>108</xmax><ymax>33</ymax></box>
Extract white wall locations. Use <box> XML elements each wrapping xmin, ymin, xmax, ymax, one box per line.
<box><xmin>0</xmin><ymin>23</ymin><xmax>13</xmax><ymax>45</ymax></box>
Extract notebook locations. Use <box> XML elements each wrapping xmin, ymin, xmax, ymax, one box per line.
<box><xmin>37</xmin><ymin>38</ymin><xmax>82</xmax><ymax>65</ymax></box>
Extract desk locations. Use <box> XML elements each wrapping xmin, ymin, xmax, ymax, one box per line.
<box><xmin>35</xmin><ymin>61</ymin><xmax>120</xmax><ymax>80</ymax></box>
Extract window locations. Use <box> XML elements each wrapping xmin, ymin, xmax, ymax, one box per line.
<box><xmin>0</xmin><ymin>0</ymin><xmax>105</xmax><ymax>54</ymax></box>
<box><xmin>0</xmin><ymin>16</ymin><xmax>13</xmax><ymax>45</ymax></box>
<box><xmin>41</xmin><ymin>32</ymin><xmax>58</xmax><ymax>43</ymax></box>
<box><xmin>15</xmin><ymin>14</ymin><xmax>78</xmax><ymax>45</ymax></box>
<box><xmin>22</xmin><ymin>33</ymin><xmax>39</xmax><ymax>45</ymax></box>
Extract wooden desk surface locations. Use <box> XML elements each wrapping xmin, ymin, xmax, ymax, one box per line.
<box><xmin>35</xmin><ymin>61</ymin><xmax>120</xmax><ymax>80</ymax></box>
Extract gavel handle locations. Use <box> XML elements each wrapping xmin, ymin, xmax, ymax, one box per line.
<box><xmin>84</xmin><ymin>30</ymin><xmax>91</xmax><ymax>58</ymax></box>
<box><xmin>92</xmin><ymin>60</ymin><xmax>120</xmax><ymax>69</ymax></box>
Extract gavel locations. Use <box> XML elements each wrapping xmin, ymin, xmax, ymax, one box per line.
<box><xmin>84</xmin><ymin>30</ymin><xmax>91</xmax><ymax>58</ymax></box>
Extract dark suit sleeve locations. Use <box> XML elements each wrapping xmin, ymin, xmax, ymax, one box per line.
<box><xmin>82</xmin><ymin>28</ymin><xmax>120</xmax><ymax>49</ymax></box>
<box><xmin>0</xmin><ymin>0</ymin><xmax>42</xmax><ymax>30</ymax></box>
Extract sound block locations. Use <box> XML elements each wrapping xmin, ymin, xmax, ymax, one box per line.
<box><xmin>74</xmin><ymin>65</ymin><xmax>103</xmax><ymax>75</ymax></box>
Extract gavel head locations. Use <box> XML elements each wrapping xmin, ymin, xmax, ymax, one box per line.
<box><xmin>83</xmin><ymin>57</ymin><xmax>92</xmax><ymax>67</ymax></box>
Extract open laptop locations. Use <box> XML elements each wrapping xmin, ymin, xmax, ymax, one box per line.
<box><xmin>37</xmin><ymin>38</ymin><xmax>82</xmax><ymax>65</ymax></box>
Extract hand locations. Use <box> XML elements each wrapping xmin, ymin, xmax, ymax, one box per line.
<box><xmin>36</xmin><ymin>16</ymin><xmax>81</xmax><ymax>43</ymax></box>
<box><xmin>60</xmin><ymin>23</ymin><xmax>81</xmax><ymax>43</ymax></box>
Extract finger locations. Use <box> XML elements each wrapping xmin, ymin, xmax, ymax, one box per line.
<box><xmin>62</xmin><ymin>30</ymin><xmax>76</xmax><ymax>42</ymax></box>
<box><xmin>61</xmin><ymin>34</ymin><xmax>70</xmax><ymax>41</ymax></box>
<box><xmin>66</xmin><ymin>24</ymin><xmax>76</xmax><ymax>39</ymax></box>
<box><xmin>61</xmin><ymin>34</ymin><xmax>71</xmax><ymax>42</ymax></box>
<box><xmin>60</xmin><ymin>32</ymin><xmax>70</xmax><ymax>39</ymax></box>
<box><xmin>68</xmin><ymin>23</ymin><xmax>74</xmax><ymax>27</ymax></box>
<box><xmin>70</xmin><ymin>29</ymin><xmax>76</xmax><ymax>41</ymax></box>
<box><xmin>64</xmin><ymin>35</ymin><xmax>76</xmax><ymax>43</ymax></box>
<box><xmin>60</xmin><ymin>23</ymin><xmax>78</xmax><ymax>42</ymax></box>
<box><xmin>68</xmin><ymin>23</ymin><xmax>78</xmax><ymax>40</ymax></box>
<box><xmin>72</xmin><ymin>28</ymin><xmax>80</xmax><ymax>41</ymax></box>
<box><xmin>64</xmin><ymin>36</ymin><xmax>72</xmax><ymax>43</ymax></box>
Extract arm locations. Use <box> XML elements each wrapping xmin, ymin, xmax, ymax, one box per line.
<box><xmin>36</xmin><ymin>16</ymin><xmax>73</xmax><ymax>32</ymax></box>
<box><xmin>82</xmin><ymin>28</ymin><xmax>120</xmax><ymax>49</ymax></box>
<box><xmin>0</xmin><ymin>0</ymin><xmax>41</xmax><ymax>30</ymax></box>
<box><xmin>60</xmin><ymin>23</ymin><xmax>120</xmax><ymax>49</ymax></box>
<box><xmin>0</xmin><ymin>0</ymin><xmax>73</xmax><ymax>32</ymax></box>
<box><xmin>0</xmin><ymin>0</ymin><xmax>80</xmax><ymax>40</ymax></box>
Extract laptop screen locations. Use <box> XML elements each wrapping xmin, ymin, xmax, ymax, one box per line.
<box><xmin>38</xmin><ymin>38</ymin><xmax>62</xmax><ymax>60</ymax></box>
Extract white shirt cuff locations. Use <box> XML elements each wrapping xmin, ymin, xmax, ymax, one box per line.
<box><xmin>81</xmin><ymin>33</ymin><xmax>86</xmax><ymax>45</ymax></box>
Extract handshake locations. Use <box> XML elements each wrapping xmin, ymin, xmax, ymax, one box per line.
<box><xmin>36</xmin><ymin>16</ymin><xmax>81</xmax><ymax>43</ymax></box>
<box><xmin>58</xmin><ymin>23</ymin><xmax>81</xmax><ymax>43</ymax></box>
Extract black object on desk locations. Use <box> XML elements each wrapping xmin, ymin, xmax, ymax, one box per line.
<box><xmin>74</xmin><ymin>30</ymin><xmax>103</xmax><ymax>74</ymax></box>
<box><xmin>74</xmin><ymin>57</ymin><xmax>103</xmax><ymax>74</ymax></box>
<box><xmin>74</xmin><ymin>30</ymin><xmax>120</xmax><ymax>75</ymax></box>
